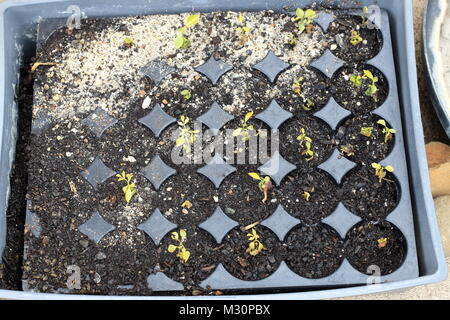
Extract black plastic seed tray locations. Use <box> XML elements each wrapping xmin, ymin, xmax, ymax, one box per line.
<box><xmin>23</xmin><ymin>8</ymin><xmax>419</xmax><ymax>293</ymax></box>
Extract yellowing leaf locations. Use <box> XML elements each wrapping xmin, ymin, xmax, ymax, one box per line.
<box><xmin>168</xmin><ymin>244</ymin><xmax>177</xmax><ymax>253</ymax></box>
<box><xmin>385</xmin><ymin>165</ymin><xmax>394</xmax><ymax>173</ymax></box>
<box><xmin>363</xmin><ymin>70</ymin><xmax>374</xmax><ymax>79</ymax></box>
<box><xmin>182</xmin><ymin>250</ymin><xmax>191</xmax><ymax>262</ymax></box>
<box><xmin>248</xmin><ymin>172</ymin><xmax>261</xmax><ymax>181</ymax></box>
<box><xmin>176</xmin><ymin>137</ymin><xmax>185</xmax><ymax>147</ymax></box>
<box><xmin>125</xmin><ymin>187</ymin><xmax>134</xmax><ymax>203</ymax></box>
<box><xmin>232</xmin><ymin>128</ymin><xmax>242</xmax><ymax>137</ymax></box>
<box><xmin>244</xmin><ymin>111</ymin><xmax>254</xmax><ymax>122</ymax></box>
<box><xmin>372</xmin><ymin>163</ymin><xmax>381</xmax><ymax>169</ymax></box>
<box><xmin>181</xmin><ymin>200</ymin><xmax>193</xmax><ymax>209</ymax></box>
<box><xmin>179</xmin><ymin>229</ymin><xmax>187</xmax><ymax>240</ymax></box>
<box><xmin>171</xmin><ymin>232</ymin><xmax>179</xmax><ymax>240</ymax></box>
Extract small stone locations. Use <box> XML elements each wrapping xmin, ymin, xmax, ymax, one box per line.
<box><xmin>213</xmin><ymin>196</ymin><xmax>219</xmax><ymax>203</ymax></box>
<box><xmin>79</xmin><ymin>240</ymin><xmax>89</xmax><ymax>248</ymax></box>
<box><xmin>225</xmin><ymin>207</ymin><xmax>235</xmax><ymax>215</ymax></box>
<box><xmin>52</xmin><ymin>94</ymin><xmax>61</xmax><ymax>102</ymax></box>
<box><xmin>182</xmin><ymin>208</ymin><xmax>189</xmax><ymax>215</ymax></box>
<box><xmin>66</xmin><ymin>152</ymin><xmax>73</xmax><ymax>157</ymax></box>
<box><xmin>94</xmin><ymin>272</ymin><xmax>101</xmax><ymax>284</ymax></box>
<box><xmin>95</xmin><ymin>252</ymin><xmax>106</xmax><ymax>260</ymax></box>
<box><xmin>330</xmin><ymin>44</ymin><xmax>337</xmax><ymax>50</ymax></box>
<box><xmin>123</xmin><ymin>156</ymin><xmax>137</xmax><ymax>163</ymax></box>
<box><xmin>435</xmin><ymin>196</ymin><xmax>450</xmax><ymax>258</ymax></box>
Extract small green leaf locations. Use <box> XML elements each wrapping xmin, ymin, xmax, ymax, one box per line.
<box><xmin>168</xmin><ymin>244</ymin><xmax>177</xmax><ymax>253</ymax></box>
<box><xmin>174</xmin><ymin>34</ymin><xmax>185</xmax><ymax>49</ymax></box>
<box><xmin>185</xmin><ymin>13</ymin><xmax>200</xmax><ymax>28</ymax></box>
<box><xmin>179</xmin><ymin>229</ymin><xmax>187</xmax><ymax>240</ymax></box>
<box><xmin>232</xmin><ymin>128</ymin><xmax>243</xmax><ymax>137</ymax></box>
<box><xmin>385</xmin><ymin>165</ymin><xmax>394</xmax><ymax>173</ymax></box>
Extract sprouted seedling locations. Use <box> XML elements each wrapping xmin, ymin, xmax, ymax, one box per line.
<box><xmin>349</xmin><ymin>70</ymin><xmax>379</xmax><ymax>101</ymax></box>
<box><xmin>292</xmin><ymin>8</ymin><xmax>317</xmax><ymax>34</ymax></box>
<box><xmin>303</xmin><ymin>187</ymin><xmax>315</xmax><ymax>202</ymax></box>
<box><xmin>236</xmin><ymin>13</ymin><xmax>252</xmax><ymax>44</ymax></box>
<box><xmin>233</xmin><ymin>111</ymin><xmax>258</xmax><ymax>141</ymax></box>
<box><xmin>350</xmin><ymin>30</ymin><xmax>363</xmax><ymax>45</ymax></box>
<box><xmin>297</xmin><ymin>128</ymin><xmax>314</xmax><ymax>161</ymax></box>
<box><xmin>176</xmin><ymin>115</ymin><xmax>200</xmax><ymax>152</ymax></box>
<box><xmin>360</xmin><ymin>127</ymin><xmax>374</xmax><ymax>137</ymax></box>
<box><xmin>248</xmin><ymin>172</ymin><xmax>273</xmax><ymax>204</ymax></box>
<box><xmin>116</xmin><ymin>171</ymin><xmax>136</xmax><ymax>203</ymax></box>
<box><xmin>377</xmin><ymin>119</ymin><xmax>396</xmax><ymax>143</ymax></box>
<box><xmin>246</xmin><ymin>228</ymin><xmax>264</xmax><ymax>256</ymax></box>
<box><xmin>174</xmin><ymin>13</ymin><xmax>200</xmax><ymax>49</ymax></box>
<box><xmin>377</xmin><ymin>237</ymin><xmax>389</xmax><ymax>249</ymax></box>
<box><xmin>340</xmin><ymin>144</ymin><xmax>355</xmax><ymax>157</ymax></box>
<box><xmin>361</xmin><ymin>6</ymin><xmax>369</xmax><ymax>27</ymax></box>
<box><xmin>167</xmin><ymin>229</ymin><xmax>191</xmax><ymax>263</ymax></box>
<box><xmin>363</xmin><ymin>70</ymin><xmax>379</xmax><ymax>100</ymax></box>
<box><xmin>123</xmin><ymin>37</ymin><xmax>134</xmax><ymax>46</ymax></box>
<box><xmin>181</xmin><ymin>89</ymin><xmax>192</xmax><ymax>100</ymax></box>
<box><xmin>371</xmin><ymin>163</ymin><xmax>394</xmax><ymax>183</ymax></box>
<box><xmin>292</xmin><ymin>77</ymin><xmax>304</xmax><ymax>95</ymax></box>
<box><xmin>289</xmin><ymin>33</ymin><xmax>297</xmax><ymax>46</ymax></box>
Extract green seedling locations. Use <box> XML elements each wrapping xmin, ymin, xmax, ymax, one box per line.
<box><xmin>292</xmin><ymin>8</ymin><xmax>317</xmax><ymax>34</ymax></box>
<box><xmin>350</xmin><ymin>30</ymin><xmax>363</xmax><ymax>45</ymax></box>
<box><xmin>377</xmin><ymin>237</ymin><xmax>389</xmax><ymax>249</ymax></box>
<box><xmin>174</xmin><ymin>13</ymin><xmax>200</xmax><ymax>49</ymax></box>
<box><xmin>289</xmin><ymin>33</ymin><xmax>297</xmax><ymax>46</ymax></box>
<box><xmin>361</xmin><ymin>6</ymin><xmax>369</xmax><ymax>27</ymax></box>
<box><xmin>360</xmin><ymin>127</ymin><xmax>374</xmax><ymax>137</ymax></box>
<box><xmin>303</xmin><ymin>187</ymin><xmax>315</xmax><ymax>202</ymax></box>
<box><xmin>176</xmin><ymin>115</ymin><xmax>200</xmax><ymax>152</ymax></box>
<box><xmin>363</xmin><ymin>70</ymin><xmax>379</xmax><ymax>100</ymax></box>
<box><xmin>236</xmin><ymin>13</ymin><xmax>252</xmax><ymax>44</ymax></box>
<box><xmin>248</xmin><ymin>172</ymin><xmax>273</xmax><ymax>204</ymax></box>
<box><xmin>377</xmin><ymin>119</ymin><xmax>396</xmax><ymax>143</ymax></box>
<box><xmin>233</xmin><ymin>111</ymin><xmax>257</xmax><ymax>141</ymax></box>
<box><xmin>371</xmin><ymin>163</ymin><xmax>394</xmax><ymax>183</ymax></box>
<box><xmin>246</xmin><ymin>228</ymin><xmax>264</xmax><ymax>256</ymax></box>
<box><xmin>116</xmin><ymin>171</ymin><xmax>136</xmax><ymax>203</ymax></box>
<box><xmin>349</xmin><ymin>70</ymin><xmax>379</xmax><ymax>101</ymax></box>
<box><xmin>181</xmin><ymin>89</ymin><xmax>192</xmax><ymax>100</ymax></box>
<box><xmin>297</xmin><ymin>128</ymin><xmax>314</xmax><ymax>161</ymax></box>
<box><xmin>167</xmin><ymin>229</ymin><xmax>191</xmax><ymax>263</ymax></box>
<box><xmin>123</xmin><ymin>37</ymin><xmax>134</xmax><ymax>46</ymax></box>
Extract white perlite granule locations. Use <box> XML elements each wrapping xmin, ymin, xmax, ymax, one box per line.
<box><xmin>33</xmin><ymin>11</ymin><xmax>330</xmax><ymax>121</ymax></box>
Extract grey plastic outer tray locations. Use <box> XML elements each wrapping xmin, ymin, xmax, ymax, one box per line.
<box><xmin>0</xmin><ymin>0</ymin><xmax>447</xmax><ymax>300</ymax></box>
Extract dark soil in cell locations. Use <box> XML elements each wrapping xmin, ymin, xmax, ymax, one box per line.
<box><xmin>158</xmin><ymin>227</ymin><xmax>219</xmax><ymax>285</ymax></box>
<box><xmin>155</xmin><ymin>173</ymin><xmax>218</xmax><ymax>227</ymax></box>
<box><xmin>219</xmin><ymin>166</ymin><xmax>279</xmax><ymax>226</ymax></box>
<box><xmin>341</xmin><ymin>165</ymin><xmax>399</xmax><ymax>220</ymax></box>
<box><xmin>215</xmin><ymin>68</ymin><xmax>274</xmax><ymax>116</ymax></box>
<box><xmin>344</xmin><ymin>221</ymin><xmax>406</xmax><ymax>276</ymax></box>
<box><xmin>279</xmin><ymin>116</ymin><xmax>334</xmax><ymax>169</ymax></box>
<box><xmin>328</xmin><ymin>15</ymin><xmax>383</xmax><ymax>63</ymax></box>
<box><xmin>277</xmin><ymin>169</ymin><xmax>339</xmax><ymax>225</ymax></box>
<box><xmin>23</xmin><ymin>226</ymin><xmax>156</xmax><ymax>295</ymax></box>
<box><xmin>150</xmin><ymin>76</ymin><xmax>215</xmax><ymax>119</ymax></box>
<box><xmin>331</xmin><ymin>64</ymin><xmax>388</xmax><ymax>113</ymax></box>
<box><xmin>336</xmin><ymin>114</ymin><xmax>394</xmax><ymax>164</ymax></box>
<box><xmin>97</xmin><ymin>175</ymin><xmax>157</xmax><ymax>226</ymax></box>
<box><xmin>220</xmin><ymin>118</ymin><xmax>273</xmax><ymax>166</ymax></box>
<box><xmin>276</xmin><ymin>67</ymin><xmax>331</xmax><ymax>115</ymax></box>
<box><xmin>98</xmin><ymin>119</ymin><xmax>157</xmax><ymax>172</ymax></box>
<box><xmin>221</xmin><ymin>226</ymin><xmax>285</xmax><ymax>281</ymax></box>
<box><xmin>285</xmin><ymin>224</ymin><xmax>344</xmax><ymax>279</ymax></box>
